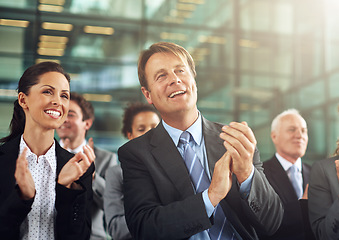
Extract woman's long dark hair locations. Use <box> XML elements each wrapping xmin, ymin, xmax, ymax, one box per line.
<box><xmin>0</xmin><ymin>61</ymin><xmax>70</xmax><ymax>143</ymax></box>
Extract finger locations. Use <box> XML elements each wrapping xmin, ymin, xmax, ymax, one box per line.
<box><xmin>224</xmin><ymin>122</ymin><xmax>257</xmax><ymax>145</ymax></box>
<box><xmin>220</xmin><ymin>128</ymin><xmax>255</xmax><ymax>154</ymax></box>
<box><xmin>222</xmin><ymin>139</ymin><xmax>241</xmax><ymax>160</ymax></box>
<box><xmin>69</xmin><ymin>152</ymin><xmax>83</xmax><ymax>164</ymax></box>
<box><xmin>83</xmin><ymin>144</ymin><xmax>95</xmax><ymax>163</ymax></box>
<box><xmin>78</xmin><ymin>149</ymin><xmax>92</xmax><ymax>171</ymax></box>
<box><xmin>16</xmin><ymin>148</ymin><xmax>29</xmax><ymax>170</ymax></box>
<box><xmin>88</xmin><ymin>137</ymin><xmax>94</xmax><ymax>150</ymax></box>
<box><xmin>63</xmin><ymin>138</ymin><xmax>70</xmax><ymax>149</ymax></box>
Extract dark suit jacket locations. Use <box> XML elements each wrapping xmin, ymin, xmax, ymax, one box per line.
<box><xmin>308</xmin><ymin>155</ymin><xmax>339</xmax><ymax>240</ymax></box>
<box><xmin>119</xmin><ymin>117</ymin><xmax>283</xmax><ymax>240</ymax></box>
<box><xmin>0</xmin><ymin>135</ymin><xmax>94</xmax><ymax>240</ymax></box>
<box><xmin>261</xmin><ymin>155</ymin><xmax>314</xmax><ymax>240</ymax></box>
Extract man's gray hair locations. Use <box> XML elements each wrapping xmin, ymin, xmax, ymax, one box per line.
<box><xmin>271</xmin><ymin>108</ymin><xmax>306</xmax><ymax>132</ymax></box>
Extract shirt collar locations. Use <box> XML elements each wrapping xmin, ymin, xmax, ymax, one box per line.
<box><xmin>162</xmin><ymin>112</ymin><xmax>203</xmax><ymax>147</ymax></box>
<box><xmin>275</xmin><ymin>152</ymin><xmax>302</xmax><ymax>172</ymax></box>
<box><xmin>19</xmin><ymin>135</ymin><xmax>57</xmax><ymax>174</ymax></box>
<box><xmin>60</xmin><ymin>139</ymin><xmax>87</xmax><ymax>153</ymax></box>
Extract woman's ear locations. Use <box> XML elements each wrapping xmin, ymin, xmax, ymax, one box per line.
<box><xmin>18</xmin><ymin>92</ymin><xmax>28</xmax><ymax>109</ymax></box>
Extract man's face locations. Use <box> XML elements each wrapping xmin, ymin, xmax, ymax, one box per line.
<box><xmin>56</xmin><ymin>100</ymin><xmax>90</xmax><ymax>142</ymax></box>
<box><xmin>271</xmin><ymin>114</ymin><xmax>308</xmax><ymax>163</ymax></box>
<box><xmin>141</xmin><ymin>52</ymin><xmax>197</xmax><ymax>120</ymax></box>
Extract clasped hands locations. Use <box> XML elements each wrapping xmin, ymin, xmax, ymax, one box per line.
<box><xmin>15</xmin><ymin>144</ymin><xmax>95</xmax><ymax>200</ymax></box>
<box><xmin>208</xmin><ymin>121</ymin><xmax>256</xmax><ymax>207</ymax></box>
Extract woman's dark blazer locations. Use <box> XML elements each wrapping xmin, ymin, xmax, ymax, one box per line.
<box><xmin>0</xmin><ymin>135</ymin><xmax>94</xmax><ymax>240</ymax></box>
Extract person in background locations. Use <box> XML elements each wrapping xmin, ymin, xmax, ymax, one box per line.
<box><xmin>118</xmin><ymin>42</ymin><xmax>283</xmax><ymax>240</ymax></box>
<box><xmin>261</xmin><ymin>108</ymin><xmax>315</xmax><ymax>240</ymax></box>
<box><xmin>104</xmin><ymin>102</ymin><xmax>160</xmax><ymax>240</ymax></box>
<box><xmin>56</xmin><ymin>92</ymin><xmax>117</xmax><ymax>240</ymax></box>
<box><xmin>0</xmin><ymin>61</ymin><xmax>94</xmax><ymax>240</ymax></box>
<box><xmin>308</xmin><ymin>105</ymin><xmax>339</xmax><ymax>240</ymax></box>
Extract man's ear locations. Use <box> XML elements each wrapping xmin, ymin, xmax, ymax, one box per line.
<box><xmin>84</xmin><ymin>118</ymin><xmax>93</xmax><ymax>131</ymax></box>
<box><xmin>271</xmin><ymin>131</ymin><xmax>277</xmax><ymax>144</ymax></box>
<box><xmin>141</xmin><ymin>87</ymin><xmax>153</xmax><ymax>105</ymax></box>
<box><xmin>18</xmin><ymin>92</ymin><xmax>28</xmax><ymax>109</ymax></box>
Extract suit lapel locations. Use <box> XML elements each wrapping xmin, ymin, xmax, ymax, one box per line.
<box><xmin>150</xmin><ymin>122</ymin><xmax>195</xmax><ymax>197</ymax></box>
<box><xmin>269</xmin><ymin>156</ymin><xmax>298</xmax><ymax>199</ymax></box>
<box><xmin>55</xmin><ymin>140</ymin><xmax>73</xmax><ymax>175</ymax></box>
<box><xmin>202</xmin><ymin>117</ymin><xmax>225</xmax><ymax>176</ymax></box>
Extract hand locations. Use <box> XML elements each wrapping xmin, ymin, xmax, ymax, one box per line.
<box><xmin>62</xmin><ymin>138</ymin><xmax>71</xmax><ymax>149</ymax></box>
<box><xmin>301</xmin><ymin>184</ymin><xmax>309</xmax><ymax>199</ymax></box>
<box><xmin>14</xmin><ymin>148</ymin><xmax>36</xmax><ymax>200</ymax></box>
<box><xmin>335</xmin><ymin>160</ymin><xmax>339</xmax><ymax>182</ymax></box>
<box><xmin>220</xmin><ymin>121</ymin><xmax>256</xmax><ymax>183</ymax></box>
<box><xmin>208</xmin><ymin>152</ymin><xmax>232</xmax><ymax>207</ymax></box>
<box><xmin>88</xmin><ymin>137</ymin><xmax>94</xmax><ymax>149</ymax></box>
<box><xmin>58</xmin><ymin>144</ymin><xmax>95</xmax><ymax>189</ymax></box>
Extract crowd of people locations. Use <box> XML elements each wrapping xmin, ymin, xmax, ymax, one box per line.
<box><xmin>0</xmin><ymin>42</ymin><xmax>338</xmax><ymax>240</ymax></box>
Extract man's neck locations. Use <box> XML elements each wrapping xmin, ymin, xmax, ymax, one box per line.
<box><xmin>162</xmin><ymin>108</ymin><xmax>199</xmax><ymax>131</ymax></box>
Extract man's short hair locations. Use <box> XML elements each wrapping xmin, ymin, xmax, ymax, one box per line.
<box><xmin>70</xmin><ymin>92</ymin><xmax>94</xmax><ymax>121</ymax></box>
<box><xmin>271</xmin><ymin>108</ymin><xmax>306</xmax><ymax>132</ymax></box>
<box><xmin>138</xmin><ymin>42</ymin><xmax>196</xmax><ymax>90</ymax></box>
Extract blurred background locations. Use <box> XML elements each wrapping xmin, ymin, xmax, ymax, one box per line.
<box><xmin>0</xmin><ymin>0</ymin><xmax>338</xmax><ymax>164</ymax></box>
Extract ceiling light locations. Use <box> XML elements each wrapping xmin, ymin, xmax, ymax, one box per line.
<box><xmin>38</xmin><ymin>41</ymin><xmax>66</xmax><ymax>49</ymax></box>
<box><xmin>84</xmin><ymin>26</ymin><xmax>114</xmax><ymax>35</ymax></box>
<box><xmin>176</xmin><ymin>3</ymin><xmax>196</xmax><ymax>11</ymax></box>
<box><xmin>160</xmin><ymin>32</ymin><xmax>188</xmax><ymax>41</ymax></box>
<box><xmin>163</xmin><ymin>16</ymin><xmax>184</xmax><ymax>24</ymax></box>
<box><xmin>178</xmin><ymin>0</ymin><xmax>205</xmax><ymax>4</ymax></box>
<box><xmin>42</xmin><ymin>22</ymin><xmax>73</xmax><ymax>31</ymax></box>
<box><xmin>36</xmin><ymin>59</ymin><xmax>61</xmax><ymax>64</ymax></box>
<box><xmin>39</xmin><ymin>0</ymin><xmax>65</xmax><ymax>5</ymax></box>
<box><xmin>38</xmin><ymin>48</ymin><xmax>64</xmax><ymax>56</ymax></box>
<box><xmin>239</xmin><ymin>39</ymin><xmax>259</xmax><ymax>48</ymax></box>
<box><xmin>40</xmin><ymin>35</ymin><xmax>68</xmax><ymax>43</ymax></box>
<box><xmin>170</xmin><ymin>9</ymin><xmax>192</xmax><ymax>18</ymax></box>
<box><xmin>0</xmin><ymin>19</ymin><xmax>29</xmax><ymax>28</ymax></box>
<box><xmin>83</xmin><ymin>94</ymin><xmax>112</xmax><ymax>102</ymax></box>
<box><xmin>38</xmin><ymin>4</ymin><xmax>63</xmax><ymax>12</ymax></box>
<box><xmin>0</xmin><ymin>89</ymin><xmax>17</xmax><ymax>97</ymax></box>
<box><xmin>199</xmin><ymin>35</ymin><xmax>226</xmax><ymax>44</ymax></box>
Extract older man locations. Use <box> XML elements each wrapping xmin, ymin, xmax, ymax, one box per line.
<box><xmin>261</xmin><ymin>109</ymin><xmax>314</xmax><ymax>240</ymax></box>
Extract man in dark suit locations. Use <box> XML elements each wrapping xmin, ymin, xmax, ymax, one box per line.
<box><xmin>262</xmin><ymin>109</ymin><xmax>314</xmax><ymax>240</ymax></box>
<box><xmin>118</xmin><ymin>42</ymin><xmax>283</xmax><ymax>240</ymax></box>
<box><xmin>56</xmin><ymin>92</ymin><xmax>117</xmax><ymax>240</ymax></box>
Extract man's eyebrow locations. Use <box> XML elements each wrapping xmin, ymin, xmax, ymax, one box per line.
<box><xmin>175</xmin><ymin>64</ymin><xmax>186</xmax><ymax>68</ymax></box>
<box><xmin>153</xmin><ymin>69</ymin><xmax>166</xmax><ymax>79</ymax></box>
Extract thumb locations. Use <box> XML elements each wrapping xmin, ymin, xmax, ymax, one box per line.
<box><xmin>88</xmin><ymin>137</ymin><xmax>94</xmax><ymax>150</ymax></box>
<box><xmin>63</xmin><ymin>138</ymin><xmax>70</xmax><ymax>149</ymax></box>
<box><xmin>69</xmin><ymin>152</ymin><xmax>83</xmax><ymax>163</ymax></box>
<box><xmin>241</xmin><ymin>121</ymin><xmax>248</xmax><ymax>126</ymax></box>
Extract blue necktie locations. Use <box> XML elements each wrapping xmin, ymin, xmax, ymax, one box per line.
<box><xmin>178</xmin><ymin>131</ymin><xmax>237</xmax><ymax>240</ymax></box>
<box><xmin>288</xmin><ymin>164</ymin><xmax>303</xmax><ymax>199</ymax></box>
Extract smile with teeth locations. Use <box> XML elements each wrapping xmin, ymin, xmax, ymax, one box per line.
<box><xmin>169</xmin><ymin>90</ymin><xmax>185</xmax><ymax>98</ymax></box>
<box><xmin>45</xmin><ymin>110</ymin><xmax>61</xmax><ymax>118</ymax></box>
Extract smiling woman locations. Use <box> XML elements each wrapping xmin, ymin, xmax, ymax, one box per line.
<box><xmin>0</xmin><ymin>61</ymin><xmax>95</xmax><ymax>240</ymax></box>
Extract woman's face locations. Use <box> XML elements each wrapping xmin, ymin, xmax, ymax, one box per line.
<box><xmin>127</xmin><ymin>111</ymin><xmax>160</xmax><ymax>140</ymax></box>
<box><xmin>19</xmin><ymin>71</ymin><xmax>70</xmax><ymax>131</ymax></box>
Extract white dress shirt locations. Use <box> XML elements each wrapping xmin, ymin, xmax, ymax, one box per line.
<box><xmin>275</xmin><ymin>153</ymin><xmax>303</xmax><ymax>199</ymax></box>
<box><xmin>19</xmin><ymin>135</ymin><xmax>57</xmax><ymax>240</ymax></box>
